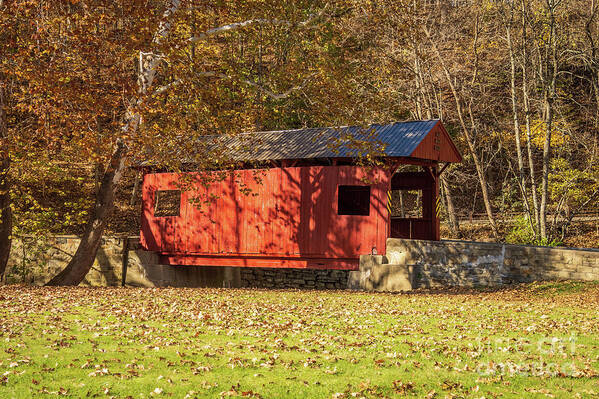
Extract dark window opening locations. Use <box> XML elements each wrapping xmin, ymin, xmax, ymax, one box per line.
<box><xmin>338</xmin><ymin>185</ymin><xmax>370</xmax><ymax>216</ymax></box>
<box><xmin>154</xmin><ymin>190</ymin><xmax>181</xmax><ymax>217</ymax></box>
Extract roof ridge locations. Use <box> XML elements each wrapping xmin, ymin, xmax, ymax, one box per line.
<box><xmin>204</xmin><ymin>119</ymin><xmax>440</xmax><ymax>138</ymax></box>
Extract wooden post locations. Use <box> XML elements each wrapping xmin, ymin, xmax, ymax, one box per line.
<box><xmin>422</xmin><ymin>165</ymin><xmax>440</xmax><ymax>241</ymax></box>
<box><xmin>121</xmin><ymin>237</ymin><xmax>129</xmax><ymax>287</ymax></box>
<box><xmin>432</xmin><ymin>165</ymin><xmax>440</xmax><ymax>241</ymax></box>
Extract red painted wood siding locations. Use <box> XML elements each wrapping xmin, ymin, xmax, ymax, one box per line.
<box><xmin>410</xmin><ymin>121</ymin><xmax>462</xmax><ymax>163</ymax></box>
<box><xmin>140</xmin><ymin>165</ymin><xmax>391</xmax><ymax>269</ymax></box>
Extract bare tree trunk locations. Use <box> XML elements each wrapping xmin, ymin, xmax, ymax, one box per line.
<box><xmin>0</xmin><ymin>83</ymin><xmax>11</xmax><ymax>281</ymax></box>
<box><xmin>94</xmin><ymin>162</ymin><xmax>103</xmax><ymax>196</ymax></box>
<box><xmin>584</xmin><ymin>1</ymin><xmax>599</xmax><ymax>120</ymax></box>
<box><xmin>399</xmin><ymin>190</ymin><xmax>405</xmax><ymax>218</ymax></box>
<box><xmin>540</xmin><ymin>93</ymin><xmax>553</xmax><ymax>240</ymax></box>
<box><xmin>521</xmin><ymin>0</ymin><xmax>540</xmax><ymax>236</ymax></box>
<box><xmin>460</xmin><ymin>112</ymin><xmax>499</xmax><ymax>238</ymax></box>
<box><xmin>413</xmin><ymin>45</ymin><xmax>424</xmax><ymax>120</ymax></box>
<box><xmin>506</xmin><ymin>15</ymin><xmax>536</xmax><ymax>236</ymax></box>
<box><xmin>46</xmin><ymin>141</ymin><xmax>126</xmax><ymax>286</ymax></box>
<box><xmin>465</xmin><ymin>100</ymin><xmax>499</xmax><ymax>238</ymax></box>
<box><xmin>129</xmin><ymin>171</ymin><xmax>141</xmax><ymax>206</ymax></box>
<box><xmin>426</xmin><ymin>25</ymin><xmax>499</xmax><ymax>238</ymax></box>
<box><xmin>507</xmin><ymin>25</ymin><xmax>526</xmax><ymax>208</ymax></box>
<box><xmin>441</xmin><ymin>174</ymin><xmax>460</xmax><ymax>237</ymax></box>
<box><xmin>413</xmin><ymin>44</ymin><xmax>434</xmax><ymax>120</ymax></box>
<box><xmin>540</xmin><ymin>0</ymin><xmax>558</xmax><ymax>240</ymax></box>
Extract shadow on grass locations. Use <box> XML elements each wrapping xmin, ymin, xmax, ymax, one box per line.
<box><xmin>527</xmin><ymin>280</ymin><xmax>599</xmax><ymax>295</ymax></box>
<box><xmin>349</xmin><ymin>280</ymin><xmax>599</xmax><ymax>297</ymax></box>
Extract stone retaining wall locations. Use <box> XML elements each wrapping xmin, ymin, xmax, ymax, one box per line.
<box><xmin>4</xmin><ymin>235</ymin><xmax>598</xmax><ymax>289</ymax></box>
<box><xmin>3</xmin><ymin>236</ymin><xmax>241</xmax><ymax>288</ymax></box>
<box><xmin>3</xmin><ymin>235</ymin><xmax>347</xmax><ymax>289</ymax></box>
<box><xmin>386</xmin><ymin>238</ymin><xmax>599</xmax><ymax>288</ymax></box>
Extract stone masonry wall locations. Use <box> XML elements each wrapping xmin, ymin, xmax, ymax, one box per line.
<box><xmin>239</xmin><ymin>268</ymin><xmax>348</xmax><ymax>289</ymax></box>
<box><xmin>386</xmin><ymin>238</ymin><xmax>599</xmax><ymax>288</ymax></box>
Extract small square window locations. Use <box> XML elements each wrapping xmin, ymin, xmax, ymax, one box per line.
<box><xmin>338</xmin><ymin>185</ymin><xmax>370</xmax><ymax>216</ymax></box>
<box><xmin>154</xmin><ymin>190</ymin><xmax>181</xmax><ymax>217</ymax></box>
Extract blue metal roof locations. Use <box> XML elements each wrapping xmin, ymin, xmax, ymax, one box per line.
<box><xmin>203</xmin><ymin>119</ymin><xmax>441</xmax><ymax>162</ymax></box>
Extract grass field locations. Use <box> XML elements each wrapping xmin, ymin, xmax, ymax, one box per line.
<box><xmin>0</xmin><ymin>282</ymin><xmax>598</xmax><ymax>398</ymax></box>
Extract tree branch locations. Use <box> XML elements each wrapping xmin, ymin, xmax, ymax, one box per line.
<box><xmin>240</xmin><ymin>73</ymin><xmax>316</xmax><ymax>100</ymax></box>
<box><xmin>153</xmin><ymin>72</ymin><xmax>315</xmax><ymax>100</ymax></box>
<box><xmin>125</xmin><ymin>0</ymin><xmax>182</xmax><ymax>133</ymax></box>
<box><xmin>189</xmin><ymin>4</ymin><xmax>329</xmax><ymax>42</ymax></box>
<box><xmin>153</xmin><ymin>79</ymin><xmax>181</xmax><ymax>96</ymax></box>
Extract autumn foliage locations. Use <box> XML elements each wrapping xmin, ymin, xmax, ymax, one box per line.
<box><xmin>1</xmin><ymin>0</ymin><xmax>599</xmax><ymax>282</ymax></box>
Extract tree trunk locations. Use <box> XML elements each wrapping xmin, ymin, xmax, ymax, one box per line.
<box><xmin>413</xmin><ymin>46</ymin><xmax>424</xmax><ymax>120</ymax></box>
<box><xmin>45</xmin><ymin>141</ymin><xmax>126</xmax><ymax>286</ymax></box>
<box><xmin>441</xmin><ymin>174</ymin><xmax>460</xmax><ymax>237</ymax></box>
<box><xmin>540</xmin><ymin>94</ymin><xmax>553</xmax><ymax>240</ymax></box>
<box><xmin>506</xmin><ymin>21</ymin><xmax>536</xmax><ymax>235</ymax></box>
<box><xmin>584</xmin><ymin>1</ymin><xmax>599</xmax><ymax>121</ymax></box>
<box><xmin>540</xmin><ymin>90</ymin><xmax>553</xmax><ymax>241</ymax></box>
<box><xmin>130</xmin><ymin>170</ymin><xmax>141</xmax><ymax>206</ymax></box>
<box><xmin>465</xmin><ymin>108</ymin><xmax>499</xmax><ymax>238</ymax></box>
<box><xmin>431</xmin><ymin>86</ymin><xmax>497</xmax><ymax>237</ymax></box>
<box><xmin>0</xmin><ymin>84</ymin><xmax>11</xmax><ymax>281</ymax></box>
<box><xmin>521</xmin><ymin>0</ymin><xmax>540</xmax><ymax>236</ymax></box>
<box><xmin>425</xmin><ymin>25</ymin><xmax>499</xmax><ymax>238</ymax></box>
<box><xmin>398</xmin><ymin>190</ymin><xmax>405</xmax><ymax>218</ymax></box>
<box><xmin>540</xmin><ymin>0</ymin><xmax>558</xmax><ymax>240</ymax></box>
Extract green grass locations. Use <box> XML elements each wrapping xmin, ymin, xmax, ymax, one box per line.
<box><xmin>0</xmin><ymin>283</ymin><xmax>598</xmax><ymax>398</ymax></box>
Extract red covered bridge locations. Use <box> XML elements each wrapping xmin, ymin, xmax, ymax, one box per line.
<box><xmin>140</xmin><ymin>120</ymin><xmax>461</xmax><ymax>270</ymax></box>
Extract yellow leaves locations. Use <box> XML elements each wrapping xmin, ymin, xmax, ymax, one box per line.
<box><xmin>523</xmin><ymin>119</ymin><xmax>570</xmax><ymax>148</ymax></box>
<box><xmin>549</xmin><ymin>157</ymin><xmax>597</xmax><ymax>205</ymax></box>
<box><xmin>491</xmin><ymin>119</ymin><xmax>571</xmax><ymax>150</ymax></box>
<box><xmin>481</xmin><ymin>0</ymin><xmax>500</xmax><ymax>12</ymax></box>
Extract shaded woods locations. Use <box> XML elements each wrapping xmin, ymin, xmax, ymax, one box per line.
<box><xmin>0</xmin><ymin>0</ymin><xmax>598</xmax><ymax>283</ymax></box>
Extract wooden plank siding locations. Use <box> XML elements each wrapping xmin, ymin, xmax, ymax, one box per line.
<box><xmin>410</xmin><ymin>122</ymin><xmax>462</xmax><ymax>163</ymax></box>
<box><xmin>140</xmin><ymin>165</ymin><xmax>391</xmax><ymax>270</ymax></box>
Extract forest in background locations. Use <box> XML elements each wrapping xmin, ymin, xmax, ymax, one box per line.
<box><xmin>1</xmin><ymin>0</ymin><xmax>598</xmax><ymax>284</ymax></box>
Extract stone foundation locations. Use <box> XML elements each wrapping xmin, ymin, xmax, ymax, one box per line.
<box><xmin>239</xmin><ymin>268</ymin><xmax>348</xmax><ymax>289</ymax></box>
